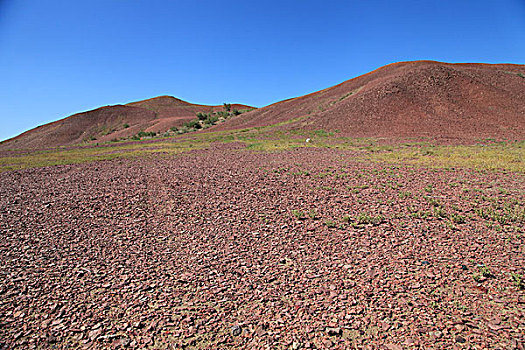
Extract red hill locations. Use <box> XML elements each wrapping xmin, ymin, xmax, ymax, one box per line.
<box><xmin>2</xmin><ymin>61</ymin><xmax>524</xmax><ymax>149</ymax></box>
<box><xmin>0</xmin><ymin>97</ymin><xmax>253</xmax><ymax>150</ymax></box>
<box><xmin>215</xmin><ymin>61</ymin><xmax>525</xmax><ymax>141</ymax></box>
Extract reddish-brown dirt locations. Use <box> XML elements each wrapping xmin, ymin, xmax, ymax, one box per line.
<box><xmin>0</xmin><ymin>106</ymin><xmax>157</xmax><ymax>150</ymax></box>
<box><xmin>1</xmin><ymin>145</ymin><xmax>524</xmax><ymax>349</ymax></box>
<box><xmin>0</xmin><ymin>96</ymin><xmax>252</xmax><ymax>150</ymax></box>
<box><xmin>214</xmin><ymin>61</ymin><xmax>525</xmax><ymax>142</ymax></box>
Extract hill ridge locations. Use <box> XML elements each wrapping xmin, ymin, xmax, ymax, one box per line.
<box><xmin>0</xmin><ymin>96</ymin><xmax>253</xmax><ymax>150</ymax></box>
<box><xmin>2</xmin><ymin>60</ymin><xmax>524</xmax><ymax>150</ymax></box>
<box><xmin>213</xmin><ymin>60</ymin><xmax>525</xmax><ymax>141</ymax></box>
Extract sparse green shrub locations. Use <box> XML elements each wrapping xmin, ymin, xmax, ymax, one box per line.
<box><xmin>292</xmin><ymin>210</ymin><xmax>305</xmax><ymax>219</ymax></box>
<box><xmin>432</xmin><ymin>206</ymin><xmax>447</xmax><ymax>218</ymax></box>
<box><xmin>450</xmin><ymin>213</ymin><xmax>466</xmax><ymax>224</ymax></box>
<box><xmin>223</xmin><ymin>103</ymin><xmax>231</xmax><ymax>112</ymax></box>
<box><xmin>399</xmin><ymin>191</ymin><xmax>412</xmax><ymax>199</ymax></box>
<box><xmin>101</xmin><ymin>128</ymin><xmax>114</xmax><ymax>136</ymax></box>
<box><xmin>123</xmin><ymin>123</ymin><xmax>129</xmax><ymax>128</ymax></box>
<box><xmin>196</xmin><ymin>112</ymin><xmax>209</xmax><ymax>121</ymax></box>
<box><xmin>308</xmin><ymin>209</ymin><xmax>317</xmax><ymax>219</ymax></box>
<box><xmin>511</xmin><ymin>273</ymin><xmax>524</xmax><ymax>289</ymax></box>
<box><xmin>424</xmin><ymin>196</ymin><xmax>441</xmax><ymax>207</ymax></box>
<box><xmin>453</xmin><ymin>300</ymin><xmax>468</xmax><ymax>311</ymax></box>
<box><xmin>475</xmin><ymin>204</ymin><xmax>525</xmax><ymax>225</ymax></box>
<box><xmin>313</xmin><ymin>129</ymin><xmax>334</xmax><ymax>137</ymax></box>
<box><xmin>205</xmin><ymin>115</ymin><xmax>219</xmax><ymax>125</ymax></box>
<box><xmin>233</xmin><ymin>109</ymin><xmax>241</xmax><ymax>116</ymax></box>
<box><xmin>177</xmin><ymin>126</ymin><xmax>189</xmax><ymax>134</ymax></box>
<box><xmin>356</xmin><ymin>213</ymin><xmax>384</xmax><ymax>225</ymax></box>
<box><xmin>445</xmin><ymin>221</ymin><xmax>457</xmax><ymax>230</ymax></box>
<box><xmin>325</xmin><ymin>220</ymin><xmax>337</xmax><ymax>228</ymax></box>
<box><xmin>479</xmin><ymin>265</ymin><xmax>492</xmax><ymax>278</ymax></box>
<box><xmin>291</xmin><ymin>170</ymin><xmax>310</xmax><ymax>176</ymax></box>
<box><xmin>409</xmin><ymin>210</ymin><xmax>430</xmax><ymax>219</ymax></box>
<box><xmin>338</xmin><ymin>91</ymin><xmax>353</xmax><ymax>101</ymax></box>
<box><xmin>137</xmin><ymin>131</ymin><xmax>157</xmax><ymax>138</ymax></box>
<box><xmin>472</xmin><ymin>273</ymin><xmax>483</xmax><ymax>282</ymax></box>
<box><xmin>184</xmin><ymin>120</ymin><xmax>201</xmax><ymax>129</ymax></box>
<box><xmin>170</xmin><ymin>126</ymin><xmax>178</xmax><ymax>132</ymax></box>
<box><xmin>273</xmin><ymin>167</ymin><xmax>288</xmax><ymax>174</ymax></box>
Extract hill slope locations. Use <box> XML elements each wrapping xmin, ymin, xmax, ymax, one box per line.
<box><xmin>0</xmin><ymin>96</ymin><xmax>252</xmax><ymax>150</ymax></box>
<box><xmin>2</xmin><ymin>61</ymin><xmax>524</xmax><ymax>149</ymax></box>
<box><xmin>215</xmin><ymin>61</ymin><xmax>525</xmax><ymax>141</ymax></box>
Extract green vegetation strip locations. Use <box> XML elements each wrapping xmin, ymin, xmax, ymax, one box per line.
<box><xmin>0</xmin><ymin>141</ymin><xmax>208</xmax><ymax>172</ymax></box>
<box><xmin>367</xmin><ymin>142</ymin><xmax>525</xmax><ymax>173</ymax></box>
<box><xmin>1</xmin><ymin>126</ymin><xmax>523</xmax><ymax>173</ymax></box>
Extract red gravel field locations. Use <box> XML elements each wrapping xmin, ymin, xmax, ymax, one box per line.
<box><xmin>1</xmin><ymin>142</ymin><xmax>524</xmax><ymax>349</ymax></box>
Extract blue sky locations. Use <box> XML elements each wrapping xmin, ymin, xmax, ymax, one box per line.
<box><xmin>1</xmin><ymin>0</ymin><xmax>524</xmax><ymax>141</ymax></box>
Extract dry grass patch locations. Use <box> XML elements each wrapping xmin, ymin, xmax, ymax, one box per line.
<box><xmin>0</xmin><ymin>141</ymin><xmax>208</xmax><ymax>172</ymax></box>
<box><xmin>366</xmin><ymin>142</ymin><xmax>525</xmax><ymax>173</ymax></box>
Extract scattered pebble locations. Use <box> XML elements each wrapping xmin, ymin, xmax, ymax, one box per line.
<box><xmin>0</xmin><ymin>147</ymin><xmax>523</xmax><ymax>348</ymax></box>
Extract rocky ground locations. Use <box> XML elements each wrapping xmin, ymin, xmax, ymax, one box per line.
<box><xmin>0</xmin><ymin>144</ymin><xmax>524</xmax><ymax>349</ymax></box>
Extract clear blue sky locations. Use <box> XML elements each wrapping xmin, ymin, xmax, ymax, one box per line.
<box><xmin>1</xmin><ymin>0</ymin><xmax>524</xmax><ymax>141</ymax></box>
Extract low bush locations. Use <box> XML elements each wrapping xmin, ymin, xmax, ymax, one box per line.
<box><xmin>205</xmin><ymin>115</ymin><xmax>219</xmax><ymax>125</ymax></box>
<box><xmin>511</xmin><ymin>273</ymin><xmax>524</xmax><ymax>289</ymax></box>
<box><xmin>292</xmin><ymin>210</ymin><xmax>305</xmax><ymax>219</ymax></box>
<box><xmin>196</xmin><ymin>112</ymin><xmax>210</xmax><ymax>121</ymax></box>
<box><xmin>184</xmin><ymin>120</ymin><xmax>201</xmax><ymax>129</ymax></box>
<box><xmin>325</xmin><ymin>220</ymin><xmax>337</xmax><ymax>228</ymax></box>
<box><xmin>356</xmin><ymin>213</ymin><xmax>384</xmax><ymax>225</ymax></box>
<box><xmin>137</xmin><ymin>131</ymin><xmax>157</xmax><ymax>138</ymax></box>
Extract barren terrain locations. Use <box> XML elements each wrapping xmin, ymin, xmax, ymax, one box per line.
<box><xmin>0</xmin><ymin>60</ymin><xmax>524</xmax><ymax>349</ymax></box>
<box><xmin>1</xmin><ymin>141</ymin><xmax>524</xmax><ymax>349</ymax></box>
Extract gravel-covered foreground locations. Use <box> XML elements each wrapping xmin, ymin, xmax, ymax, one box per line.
<box><xmin>1</xmin><ymin>145</ymin><xmax>524</xmax><ymax>349</ymax></box>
